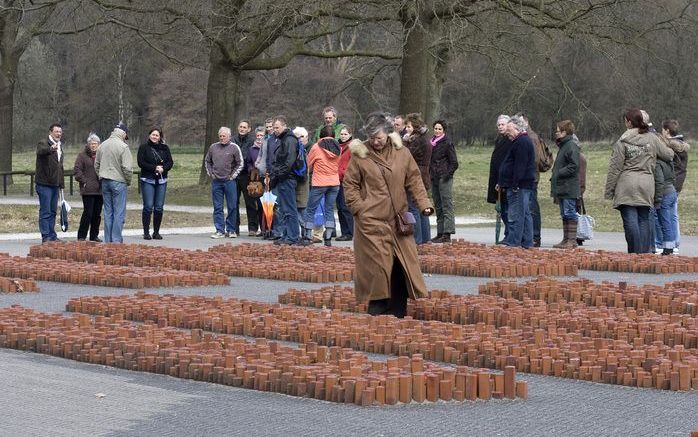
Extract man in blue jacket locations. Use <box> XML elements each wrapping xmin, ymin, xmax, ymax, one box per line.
<box><xmin>497</xmin><ymin>116</ymin><xmax>536</xmax><ymax>248</ymax></box>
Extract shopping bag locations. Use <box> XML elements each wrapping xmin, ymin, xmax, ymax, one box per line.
<box><xmin>576</xmin><ymin>198</ymin><xmax>594</xmax><ymax>240</ymax></box>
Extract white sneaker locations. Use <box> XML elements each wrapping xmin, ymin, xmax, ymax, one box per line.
<box><xmin>210</xmin><ymin>232</ymin><xmax>225</xmax><ymax>239</ymax></box>
<box><xmin>225</xmin><ymin>232</ymin><xmax>237</xmax><ymax>238</ymax></box>
<box><xmin>674</xmin><ymin>248</ymin><xmax>679</xmax><ymax>255</ymax></box>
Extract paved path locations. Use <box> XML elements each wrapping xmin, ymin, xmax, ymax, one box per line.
<box><xmin>1</xmin><ymin>209</ymin><xmax>697</xmax><ymax>436</ymax></box>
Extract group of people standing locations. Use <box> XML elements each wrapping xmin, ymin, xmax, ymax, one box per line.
<box><xmin>204</xmin><ymin>107</ymin><xmax>459</xmax><ymax>249</ymax></box>
<box><xmin>487</xmin><ymin>108</ymin><xmax>690</xmax><ymax>255</ymax></box>
<box><xmin>35</xmin><ymin>122</ymin><xmax>173</xmax><ymax>243</ymax></box>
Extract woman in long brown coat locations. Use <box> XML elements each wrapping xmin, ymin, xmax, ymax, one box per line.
<box><xmin>343</xmin><ymin>112</ymin><xmax>433</xmax><ymax>318</ymax></box>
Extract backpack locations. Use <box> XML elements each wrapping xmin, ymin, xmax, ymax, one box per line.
<box><xmin>536</xmin><ymin>135</ymin><xmax>554</xmax><ymax>172</ymax></box>
<box><xmin>292</xmin><ymin>139</ymin><xmax>308</xmax><ymax>182</ymax></box>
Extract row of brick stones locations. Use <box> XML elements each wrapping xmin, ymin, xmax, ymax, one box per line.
<box><xmin>277</xmin><ymin>281</ymin><xmax>698</xmax><ymax>391</ymax></box>
<box><xmin>0</xmin><ymin>305</ymin><xmax>526</xmax><ymax>405</ymax></box>
<box><xmin>0</xmin><ymin>253</ymin><xmax>228</xmax><ymax>288</ymax></box>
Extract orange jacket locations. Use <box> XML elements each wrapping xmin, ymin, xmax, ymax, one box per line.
<box><xmin>308</xmin><ymin>137</ymin><xmax>340</xmax><ymax>187</ymax></box>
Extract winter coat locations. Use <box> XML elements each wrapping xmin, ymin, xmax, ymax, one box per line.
<box><xmin>343</xmin><ymin>132</ymin><xmax>433</xmax><ymax>303</ymax></box>
<box><xmin>232</xmin><ymin>133</ymin><xmax>255</xmax><ymax>175</ymax></box>
<box><xmin>137</xmin><ymin>141</ymin><xmax>174</xmax><ymax>180</ymax></box>
<box><xmin>665</xmin><ymin>136</ymin><xmax>689</xmax><ymax>193</ymax></box>
<box><xmin>579</xmin><ymin>148</ymin><xmax>587</xmax><ymax>197</ymax></box>
<box><xmin>35</xmin><ymin>138</ymin><xmax>64</xmax><ymax>188</ymax></box>
<box><xmin>654</xmin><ymin>158</ymin><xmax>676</xmax><ymax>205</ymax></box>
<box><xmin>487</xmin><ymin>135</ymin><xmax>513</xmax><ymax>203</ymax></box>
<box><xmin>73</xmin><ymin>146</ymin><xmax>101</xmax><ymax>196</ymax></box>
<box><xmin>429</xmin><ymin>134</ymin><xmax>459</xmax><ymax>181</ymax></box>
<box><xmin>313</xmin><ymin>121</ymin><xmax>345</xmax><ymax>142</ymax></box>
<box><xmin>530</xmin><ymin>130</ymin><xmax>552</xmax><ymax>183</ymax></box>
<box><xmin>338</xmin><ymin>138</ymin><xmax>352</xmax><ymax>182</ymax></box>
<box><xmin>95</xmin><ymin>129</ymin><xmax>133</xmax><ymax>185</ymax></box>
<box><xmin>403</xmin><ymin>129</ymin><xmax>432</xmax><ymax>190</ymax></box>
<box><xmin>204</xmin><ymin>141</ymin><xmax>243</xmax><ymax>181</ymax></box>
<box><xmin>307</xmin><ymin>137</ymin><xmax>340</xmax><ymax>187</ymax></box>
<box><xmin>550</xmin><ymin>135</ymin><xmax>580</xmax><ymax>199</ymax></box>
<box><xmin>498</xmin><ymin>132</ymin><xmax>536</xmax><ymax>190</ymax></box>
<box><xmin>604</xmin><ymin>128</ymin><xmax>674</xmax><ymax>209</ymax></box>
<box><xmin>269</xmin><ymin>129</ymin><xmax>298</xmax><ymax>187</ymax></box>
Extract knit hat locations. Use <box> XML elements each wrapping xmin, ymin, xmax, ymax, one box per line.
<box><xmin>115</xmin><ymin>121</ymin><xmax>129</xmax><ymax>135</ymax></box>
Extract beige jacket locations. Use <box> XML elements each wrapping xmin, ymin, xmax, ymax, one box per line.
<box><xmin>604</xmin><ymin>129</ymin><xmax>673</xmax><ymax>208</ymax></box>
<box><xmin>95</xmin><ymin>129</ymin><xmax>133</xmax><ymax>185</ymax></box>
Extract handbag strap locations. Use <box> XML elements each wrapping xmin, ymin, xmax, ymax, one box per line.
<box><xmin>370</xmin><ymin>158</ymin><xmax>401</xmax><ymax>217</ymax></box>
<box><xmin>580</xmin><ymin>197</ymin><xmax>587</xmax><ymax>215</ymax></box>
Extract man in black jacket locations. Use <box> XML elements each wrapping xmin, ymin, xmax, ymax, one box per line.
<box><xmin>269</xmin><ymin>115</ymin><xmax>300</xmax><ymax>245</ymax></box>
<box><xmin>35</xmin><ymin>123</ymin><xmax>65</xmax><ymax>242</ymax></box>
<box><xmin>498</xmin><ymin>116</ymin><xmax>536</xmax><ymax>248</ymax></box>
<box><xmin>232</xmin><ymin>119</ymin><xmax>259</xmax><ymax>236</ymax></box>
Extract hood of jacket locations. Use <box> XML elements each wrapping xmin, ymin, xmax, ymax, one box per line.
<box><xmin>349</xmin><ymin>132</ymin><xmax>403</xmax><ymax>158</ymax></box>
<box><xmin>317</xmin><ymin>137</ymin><xmax>341</xmax><ymax>157</ymax></box>
<box><xmin>667</xmin><ymin>135</ymin><xmax>689</xmax><ymax>153</ymax></box>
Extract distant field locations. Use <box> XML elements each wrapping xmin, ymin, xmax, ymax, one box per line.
<box><xmin>6</xmin><ymin>142</ymin><xmax>697</xmax><ymax>234</ymax></box>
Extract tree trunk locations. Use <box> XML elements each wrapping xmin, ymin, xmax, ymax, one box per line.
<box><xmin>198</xmin><ymin>50</ymin><xmax>250</xmax><ymax>184</ymax></box>
<box><xmin>0</xmin><ymin>73</ymin><xmax>16</xmax><ymax>176</ymax></box>
<box><xmin>398</xmin><ymin>10</ymin><xmax>449</xmax><ymax>124</ymax></box>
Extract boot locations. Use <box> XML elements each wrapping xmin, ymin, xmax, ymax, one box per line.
<box><xmin>553</xmin><ymin>219</ymin><xmax>568</xmax><ymax>248</ymax></box>
<box><xmin>152</xmin><ymin>211</ymin><xmax>163</xmax><ymax>239</ymax></box>
<box><xmin>142</xmin><ymin>211</ymin><xmax>152</xmax><ymax>240</ymax></box>
<box><xmin>300</xmin><ymin>227</ymin><xmax>314</xmax><ymax>246</ymax></box>
<box><xmin>440</xmin><ymin>233</ymin><xmax>451</xmax><ymax>243</ymax></box>
<box><xmin>560</xmin><ymin>220</ymin><xmax>579</xmax><ymax>249</ymax></box>
<box><xmin>430</xmin><ymin>233</ymin><xmax>443</xmax><ymax>243</ymax></box>
<box><xmin>323</xmin><ymin>228</ymin><xmax>334</xmax><ymax>247</ymax></box>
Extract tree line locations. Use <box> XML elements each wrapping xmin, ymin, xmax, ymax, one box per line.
<box><xmin>2</xmin><ymin>0</ymin><xmax>696</xmax><ymax>182</ymax></box>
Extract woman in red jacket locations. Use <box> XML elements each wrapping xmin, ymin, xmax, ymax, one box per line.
<box><xmin>336</xmin><ymin>126</ymin><xmax>354</xmax><ymax>241</ymax></box>
<box><xmin>301</xmin><ymin>125</ymin><xmax>341</xmax><ymax>246</ymax></box>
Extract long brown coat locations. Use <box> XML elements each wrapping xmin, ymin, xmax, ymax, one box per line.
<box><xmin>343</xmin><ymin>132</ymin><xmax>433</xmax><ymax>302</ymax></box>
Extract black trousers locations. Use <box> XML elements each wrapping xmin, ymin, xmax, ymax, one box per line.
<box><xmin>235</xmin><ymin>172</ymin><xmax>260</xmax><ymax>233</ymax></box>
<box><xmin>367</xmin><ymin>257</ymin><xmax>408</xmax><ymax>318</ymax></box>
<box><xmin>78</xmin><ymin>194</ymin><xmax>103</xmax><ymax>240</ymax></box>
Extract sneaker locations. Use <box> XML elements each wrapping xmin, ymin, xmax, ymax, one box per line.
<box><xmin>210</xmin><ymin>232</ymin><xmax>225</xmax><ymax>239</ymax></box>
<box><xmin>225</xmin><ymin>232</ymin><xmax>237</xmax><ymax>238</ymax></box>
<box><xmin>248</xmin><ymin>231</ymin><xmax>257</xmax><ymax>237</ymax></box>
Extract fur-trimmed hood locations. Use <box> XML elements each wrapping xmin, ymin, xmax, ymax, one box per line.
<box><xmin>349</xmin><ymin>132</ymin><xmax>403</xmax><ymax>158</ymax></box>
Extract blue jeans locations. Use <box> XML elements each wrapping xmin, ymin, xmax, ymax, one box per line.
<box><xmin>619</xmin><ymin>205</ymin><xmax>651</xmax><ymax>253</ymax></box>
<box><xmin>559</xmin><ymin>198</ymin><xmax>578</xmax><ymax>221</ymax></box>
<box><xmin>211</xmin><ymin>179</ymin><xmax>238</xmax><ymax>234</ymax></box>
<box><xmin>276</xmin><ymin>178</ymin><xmax>299</xmax><ymax>243</ymax></box>
<box><xmin>530</xmin><ymin>185</ymin><xmax>541</xmax><ymax>243</ymax></box>
<box><xmin>36</xmin><ymin>183</ymin><xmax>59</xmax><ymax>242</ymax></box>
<box><xmin>141</xmin><ymin>181</ymin><xmax>167</xmax><ymax>214</ymax></box>
<box><xmin>506</xmin><ymin>188</ymin><xmax>533</xmax><ymax>248</ymax></box>
<box><xmin>102</xmin><ymin>179</ymin><xmax>128</xmax><ymax>243</ymax></box>
<box><xmin>408</xmin><ymin>198</ymin><xmax>431</xmax><ymax>244</ymax></box>
<box><xmin>336</xmin><ymin>185</ymin><xmax>354</xmax><ymax>237</ymax></box>
<box><xmin>656</xmin><ymin>191</ymin><xmax>678</xmax><ymax>249</ymax></box>
<box><xmin>673</xmin><ymin>199</ymin><xmax>681</xmax><ymax>248</ymax></box>
<box><xmin>303</xmin><ymin>186</ymin><xmax>339</xmax><ymax>229</ymax></box>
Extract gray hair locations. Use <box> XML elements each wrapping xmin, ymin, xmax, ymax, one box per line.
<box><xmin>254</xmin><ymin>126</ymin><xmax>265</xmax><ymax>135</ymax></box>
<box><xmin>293</xmin><ymin>126</ymin><xmax>308</xmax><ymax>138</ymax></box>
<box><xmin>86</xmin><ymin>132</ymin><xmax>100</xmax><ymax>144</ymax></box>
<box><xmin>640</xmin><ymin>110</ymin><xmax>653</xmax><ymax>127</ymax></box>
<box><xmin>218</xmin><ymin>126</ymin><xmax>232</xmax><ymax>136</ymax></box>
<box><xmin>322</xmin><ymin>106</ymin><xmax>337</xmax><ymax>117</ymax></box>
<box><xmin>508</xmin><ymin>116</ymin><xmax>527</xmax><ymax>132</ymax></box>
<box><xmin>497</xmin><ymin>114</ymin><xmax>510</xmax><ymax>124</ymax></box>
<box><xmin>362</xmin><ymin>112</ymin><xmax>394</xmax><ymax>138</ymax></box>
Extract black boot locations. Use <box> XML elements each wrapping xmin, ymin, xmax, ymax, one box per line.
<box><xmin>142</xmin><ymin>211</ymin><xmax>152</xmax><ymax>240</ymax></box>
<box><xmin>300</xmin><ymin>227</ymin><xmax>314</xmax><ymax>246</ymax></box>
<box><xmin>152</xmin><ymin>211</ymin><xmax>163</xmax><ymax>239</ymax></box>
<box><xmin>323</xmin><ymin>228</ymin><xmax>334</xmax><ymax>247</ymax></box>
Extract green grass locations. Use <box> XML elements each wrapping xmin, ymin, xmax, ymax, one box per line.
<box><xmin>7</xmin><ymin>143</ymin><xmax>697</xmax><ymax>234</ymax></box>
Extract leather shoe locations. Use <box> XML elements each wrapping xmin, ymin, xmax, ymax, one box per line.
<box><xmin>336</xmin><ymin>235</ymin><xmax>352</xmax><ymax>241</ymax></box>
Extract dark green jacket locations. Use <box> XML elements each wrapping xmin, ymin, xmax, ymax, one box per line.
<box><xmin>654</xmin><ymin>158</ymin><xmax>675</xmax><ymax>205</ymax></box>
<box><xmin>550</xmin><ymin>135</ymin><xmax>580</xmax><ymax>199</ymax></box>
